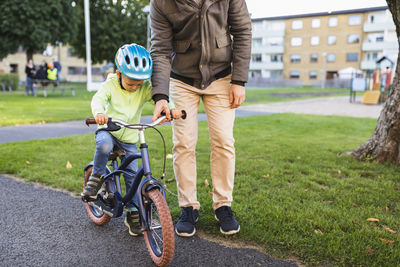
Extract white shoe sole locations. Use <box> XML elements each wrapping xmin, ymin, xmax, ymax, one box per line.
<box><xmin>215</xmin><ymin>215</ymin><xmax>240</xmax><ymax>235</ymax></box>
<box><xmin>175</xmin><ymin>227</ymin><xmax>196</xmax><ymax>237</ymax></box>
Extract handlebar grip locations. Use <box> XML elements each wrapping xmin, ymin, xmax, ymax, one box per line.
<box><xmin>181</xmin><ymin>110</ymin><xmax>187</xmax><ymax>120</ymax></box>
<box><xmin>85</xmin><ymin>118</ymin><xmax>97</xmax><ymax>125</ymax></box>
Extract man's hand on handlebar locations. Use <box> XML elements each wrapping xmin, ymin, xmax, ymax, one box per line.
<box><xmin>152</xmin><ymin>99</ymin><xmax>171</xmax><ymax>124</ymax></box>
<box><xmin>95</xmin><ymin>113</ymin><xmax>108</xmax><ymax>125</ymax></box>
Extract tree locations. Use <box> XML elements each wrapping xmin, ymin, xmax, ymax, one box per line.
<box><xmin>351</xmin><ymin>1</ymin><xmax>400</xmax><ymax>163</ymax></box>
<box><xmin>69</xmin><ymin>0</ymin><xmax>149</xmax><ymax>65</ymax></box>
<box><xmin>0</xmin><ymin>0</ymin><xmax>77</xmax><ymax>61</ymax></box>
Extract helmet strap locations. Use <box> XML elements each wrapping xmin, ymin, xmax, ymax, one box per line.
<box><xmin>119</xmin><ymin>77</ymin><xmax>127</xmax><ymax>91</ymax></box>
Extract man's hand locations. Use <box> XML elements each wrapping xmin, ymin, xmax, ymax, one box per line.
<box><xmin>95</xmin><ymin>113</ymin><xmax>108</xmax><ymax>125</ymax></box>
<box><xmin>153</xmin><ymin>99</ymin><xmax>171</xmax><ymax>124</ymax></box>
<box><xmin>229</xmin><ymin>84</ymin><xmax>246</xmax><ymax>109</ymax></box>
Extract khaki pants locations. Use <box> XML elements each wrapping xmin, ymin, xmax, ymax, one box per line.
<box><xmin>170</xmin><ymin>75</ymin><xmax>235</xmax><ymax>210</ymax></box>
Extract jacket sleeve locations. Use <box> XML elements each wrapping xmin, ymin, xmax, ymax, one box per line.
<box><xmin>228</xmin><ymin>0</ymin><xmax>252</xmax><ymax>83</ymax></box>
<box><xmin>150</xmin><ymin>0</ymin><xmax>174</xmax><ymax>99</ymax></box>
<box><xmin>91</xmin><ymin>85</ymin><xmax>110</xmax><ymax>116</ymax></box>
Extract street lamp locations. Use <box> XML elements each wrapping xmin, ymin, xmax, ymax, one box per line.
<box><xmin>143</xmin><ymin>5</ymin><xmax>151</xmax><ymax>50</ymax></box>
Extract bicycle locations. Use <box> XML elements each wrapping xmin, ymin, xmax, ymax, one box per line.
<box><xmin>82</xmin><ymin>112</ymin><xmax>186</xmax><ymax>267</ymax></box>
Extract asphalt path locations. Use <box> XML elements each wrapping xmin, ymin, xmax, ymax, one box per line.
<box><xmin>0</xmin><ymin>175</ymin><xmax>297</xmax><ymax>267</ymax></box>
<box><xmin>0</xmin><ymin>110</ymin><xmax>271</xmax><ymax>144</ymax></box>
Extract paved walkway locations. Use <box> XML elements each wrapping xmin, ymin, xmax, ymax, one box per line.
<box><xmin>240</xmin><ymin>96</ymin><xmax>383</xmax><ymax>119</ymax></box>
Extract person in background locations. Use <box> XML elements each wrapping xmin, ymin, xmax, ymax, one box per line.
<box><xmin>52</xmin><ymin>56</ymin><xmax>62</xmax><ymax>81</ymax></box>
<box><xmin>25</xmin><ymin>59</ymin><xmax>36</xmax><ymax>96</ymax></box>
<box><xmin>47</xmin><ymin>63</ymin><xmax>58</xmax><ymax>85</ymax></box>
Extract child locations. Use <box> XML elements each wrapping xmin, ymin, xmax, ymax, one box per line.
<box><xmin>81</xmin><ymin>43</ymin><xmax>181</xmax><ymax>236</ymax></box>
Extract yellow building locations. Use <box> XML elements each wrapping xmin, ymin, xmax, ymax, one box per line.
<box><xmin>250</xmin><ymin>6</ymin><xmax>397</xmax><ymax>87</ymax></box>
<box><xmin>0</xmin><ymin>44</ymin><xmax>106</xmax><ymax>83</ymax></box>
<box><xmin>284</xmin><ymin>9</ymin><xmax>366</xmax><ymax>86</ymax></box>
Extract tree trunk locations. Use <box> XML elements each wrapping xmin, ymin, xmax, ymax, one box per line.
<box><xmin>352</xmin><ymin>1</ymin><xmax>400</xmax><ymax>163</ymax></box>
<box><xmin>26</xmin><ymin>48</ymin><xmax>33</xmax><ymax>62</ymax></box>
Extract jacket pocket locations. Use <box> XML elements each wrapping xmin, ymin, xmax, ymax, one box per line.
<box><xmin>216</xmin><ymin>34</ymin><xmax>232</xmax><ymax>48</ymax></box>
<box><xmin>173</xmin><ymin>40</ymin><xmax>191</xmax><ymax>53</ymax></box>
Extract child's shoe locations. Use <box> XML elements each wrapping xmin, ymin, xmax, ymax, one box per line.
<box><xmin>81</xmin><ymin>174</ymin><xmax>104</xmax><ymax>198</ymax></box>
<box><xmin>125</xmin><ymin>209</ymin><xmax>142</xmax><ymax>236</ymax></box>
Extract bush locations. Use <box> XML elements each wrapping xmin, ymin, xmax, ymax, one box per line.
<box><xmin>0</xmin><ymin>73</ymin><xmax>19</xmax><ymax>91</ymax></box>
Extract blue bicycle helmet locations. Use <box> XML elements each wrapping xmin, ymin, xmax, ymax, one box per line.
<box><xmin>115</xmin><ymin>43</ymin><xmax>152</xmax><ymax>80</ymax></box>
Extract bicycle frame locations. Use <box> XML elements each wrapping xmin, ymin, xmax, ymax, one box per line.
<box><xmin>84</xmin><ymin>117</ymin><xmax>168</xmax><ymax>230</ymax></box>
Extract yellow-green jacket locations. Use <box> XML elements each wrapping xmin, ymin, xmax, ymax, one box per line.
<box><xmin>91</xmin><ymin>73</ymin><xmax>173</xmax><ymax>143</ymax></box>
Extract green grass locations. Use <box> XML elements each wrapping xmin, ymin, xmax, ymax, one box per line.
<box><xmin>0</xmin><ymin>85</ymin><xmax>347</xmax><ymax>126</ymax></box>
<box><xmin>0</xmin><ymin>114</ymin><xmax>399</xmax><ymax>266</ymax></box>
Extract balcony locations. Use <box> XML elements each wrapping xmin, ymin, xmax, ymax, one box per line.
<box><xmin>252</xmin><ymin>29</ymin><xmax>285</xmax><ymax>39</ymax></box>
<box><xmin>362</xmin><ymin>41</ymin><xmax>398</xmax><ymax>52</ymax></box>
<box><xmin>360</xmin><ymin>60</ymin><xmax>377</xmax><ymax>70</ymax></box>
<box><xmin>250</xmin><ymin>61</ymin><xmax>284</xmax><ymax>70</ymax></box>
<box><xmin>251</xmin><ymin>45</ymin><xmax>284</xmax><ymax>54</ymax></box>
<box><xmin>363</xmin><ymin>21</ymin><xmax>395</xmax><ymax>32</ymax></box>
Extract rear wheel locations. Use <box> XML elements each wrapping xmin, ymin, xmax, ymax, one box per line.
<box><xmin>143</xmin><ymin>189</ymin><xmax>175</xmax><ymax>267</ymax></box>
<box><xmin>83</xmin><ymin>166</ymin><xmax>111</xmax><ymax>225</ymax></box>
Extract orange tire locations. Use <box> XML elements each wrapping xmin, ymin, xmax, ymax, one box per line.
<box><xmin>83</xmin><ymin>166</ymin><xmax>111</xmax><ymax>225</ymax></box>
<box><xmin>143</xmin><ymin>189</ymin><xmax>175</xmax><ymax>266</ymax></box>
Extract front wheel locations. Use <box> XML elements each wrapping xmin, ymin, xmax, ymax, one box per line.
<box><xmin>143</xmin><ymin>189</ymin><xmax>175</xmax><ymax>267</ymax></box>
<box><xmin>83</xmin><ymin>166</ymin><xmax>111</xmax><ymax>225</ymax></box>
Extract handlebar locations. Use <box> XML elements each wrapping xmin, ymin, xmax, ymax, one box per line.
<box><xmin>85</xmin><ymin>110</ymin><xmax>186</xmax><ymax>129</ymax></box>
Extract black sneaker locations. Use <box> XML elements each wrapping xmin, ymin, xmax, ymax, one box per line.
<box><xmin>214</xmin><ymin>206</ymin><xmax>240</xmax><ymax>235</ymax></box>
<box><xmin>124</xmin><ymin>210</ymin><xmax>142</xmax><ymax>236</ymax></box>
<box><xmin>175</xmin><ymin>206</ymin><xmax>199</xmax><ymax>237</ymax></box>
<box><xmin>81</xmin><ymin>174</ymin><xmax>104</xmax><ymax>198</ymax></box>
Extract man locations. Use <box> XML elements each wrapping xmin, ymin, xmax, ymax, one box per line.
<box><xmin>150</xmin><ymin>0</ymin><xmax>251</xmax><ymax>237</ymax></box>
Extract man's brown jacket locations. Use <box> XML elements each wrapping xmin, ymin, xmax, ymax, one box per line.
<box><xmin>150</xmin><ymin>0</ymin><xmax>252</xmax><ymax>100</ymax></box>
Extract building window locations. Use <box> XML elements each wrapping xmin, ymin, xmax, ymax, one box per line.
<box><xmin>270</xmin><ymin>71</ymin><xmax>282</xmax><ymax>78</ymax></box>
<box><xmin>292</xmin><ymin>20</ymin><xmax>303</xmax><ymax>29</ymax></box>
<box><xmin>329</xmin><ymin>17</ymin><xmax>338</xmax><ymax>27</ymax></box>
<box><xmin>310</xmin><ymin>53</ymin><xmax>318</xmax><ymax>63</ymax></box>
<box><xmin>312</xmin><ymin>18</ymin><xmax>320</xmax><ymax>28</ymax></box>
<box><xmin>290</xmin><ymin>54</ymin><xmax>301</xmax><ymax>63</ymax></box>
<box><xmin>348</xmin><ymin>15</ymin><xmax>361</xmax><ymax>25</ymax></box>
<box><xmin>271</xmin><ymin>54</ymin><xmax>283</xmax><ymax>62</ymax></box>
<box><xmin>327</xmin><ymin>53</ymin><xmax>336</xmax><ymax>62</ymax></box>
<box><xmin>290</xmin><ymin>71</ymin><xmax>300</xmax><ymax>79</ymax></box>
<box><xmin>68</xmin><ymin>66</ymin><xmax>85</xmax><ymax>75</ymax></box>
<box><xmin>253</xmin><ymin>38</ymin><xmax>262</xmax><ymax>47</ymax></box>
<box><xmin>265</xmin><ymin>37</ymin><xmax>284</xmax><ymax>46</ymax></box>
<box><xmin>309</xmin><ymin>71</ymin><xmax>318</xmax><ymax>79</ymax></box>
<box><xmin>376</xmin><ymin>36</ymin><xmax>384</xmax><ymax>42</ymax></box>
<box><xmin>346</xmin><ymin>53</ymin><xmax>358</xmax><ymax>62</ymax></box>
<box><xmin>92</xmin><ymin>68</ymin><xmax>101</xmax><ymax>75</ymax></box>
<box><xmin>252</xmin><ymin>54</ymin><xmax>262</xmax><ymax>62</ymax></box>
<box><xmin>310</xmin><ymin>36</ymin><xmax>320</xmax><ymax>46</ymax></box>
<box><xmin>328</xmin><ymin>35</ymin><xmax>337</xmax><ymax>45</ymax></box>
<box><xmin>291</xmin><ymin>37</ymin><xmax>302</xmax><ymax>46</ymax></box>
<box><xmin>347</xmin><ymin>34</ymin><xmax>360</xmax><ymax>44</ymax></box>
<box><xmin>10</xmin><ymin>64</ymin><xmax>18</xmax><ymax>73</ymax></box>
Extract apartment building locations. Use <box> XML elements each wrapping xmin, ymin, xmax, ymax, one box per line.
<box><xmin>250</xmin><ymin>19</ymin><xmax>285</xmax><ymax>79</ymax></box>
<box><xmin>0</xmin><ymin>44</ymin><xmax>105</xmax><ymax>83</ymax></box>
<box><xmin>361</xmin><ymin>9</ymin><xmax>397</xmax><ymax>73</ymax></box>
<box><xmin>250</xmin><ymin>6</ymin><xmax>398</xmax><ymax>86</ymax></box>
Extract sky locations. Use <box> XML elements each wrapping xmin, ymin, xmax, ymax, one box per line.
<box><xmin>245</xmin><ymin>0</ymin><xmax>388</xmax><ymax>19</ymax></box>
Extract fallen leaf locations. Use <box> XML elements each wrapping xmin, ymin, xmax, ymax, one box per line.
<box><xmin>263</xmin><ymin>174</ymin><xmax>270</xmax><ymax>178</ymax></box>
<box><xmin>26</xmin><ymin>161</ymin><xmax>31</xmax><ymax>165</ymax></box>
<box><xmin>325</xmin><ymin>200</ymin><xmax>333</xmax><ymax>204</ymax></box>
<box><xmin>204</xmin><ymin>179</ymin><xmax>209</xmax><ymax>188</ymax></box>
<box><xmin>367</xmin><ymin>218</ymin><xmax>379</xmax><ymax>222</ymax></box>
<box><xmin>365</xmin><ymin>247</ymin><xmax>374</xmax><ymax>255</ymax></box>
<box><xmin>385</xmin><ymin>227</ymin><xmax>397</xmax><ymax>234</ymax></box>
<box><xmin>66</xmin><ymin>161</ymin><xmax>72</xmax><ymax>169</ymax></box>
<box><xmin>380</xmin><ymin>238</ymin><xmax>394</xmax><ymax>244</ymax></box>
<box><xmin>314</xmin><ymin>229</ymin><xmax>323</xmax><ymax>235</ymax></box>
<box><xmin>166</xmin><ymin>154</ymin><xmax>173</xmax><ymax>159</ymax></box>
<box><xmin>166</xmin><ymin>178</ymin><xmax>175</xmax><ymax>183</ymax></box>
<box><xmin>385</xmin><ymin>206</ymin><xmax>389</xmax><ymax>212</ymax></box>
<box><xmin>337</xmin><ymin>170</ymin><xmax>342</xmax><ymax>175</ymax></box>
<box><xmin>352</xmin><ymin>203</ymin><xmax>359</xmax><ymax>208</ymax></box>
